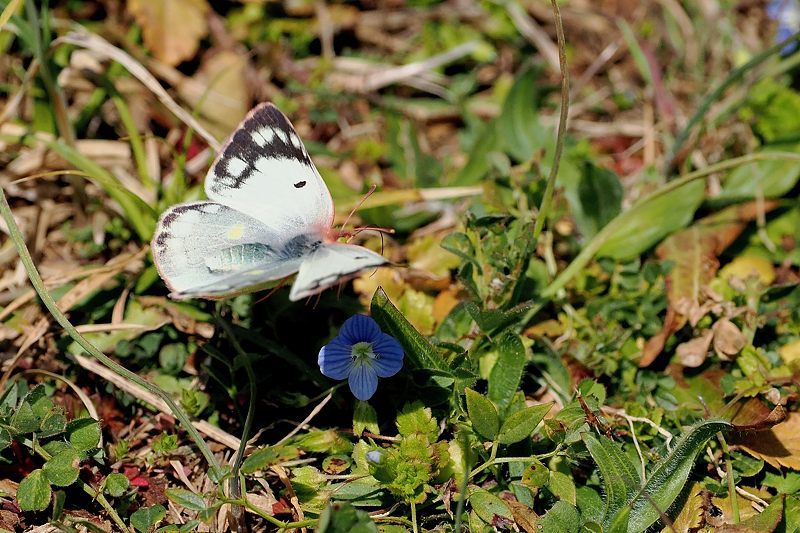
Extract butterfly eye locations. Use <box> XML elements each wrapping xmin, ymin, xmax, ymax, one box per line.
<box><xmin>294</xmin><ymin>181</ymin><xmax>307</xmax><ymax>188</ymax></box>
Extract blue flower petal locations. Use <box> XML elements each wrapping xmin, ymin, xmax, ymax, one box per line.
<box><xmin>339</xmin><ymin>315</ymin><xmax>382</xmax><ymax>345</ymax></box>
<box><xmin>349</xmin><ymin>362</ymin><xmax>378</xmax><ymax>401</ymax></box>
<box><xmin>372</xmin><ymin>333</ymin><xmax>404</xmax><ymax>378</ymax></box>
<box><xmin>318</xmin><ymin>339</ymin><xmax>353</xmax><ymax>380</ymax></box>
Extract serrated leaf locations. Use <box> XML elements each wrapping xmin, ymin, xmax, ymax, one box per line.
<box><xmin>166</xmin><ymin>488</ymin><xmax>207</xmax><ymax>511</ymax></box>
<box><xmin>626</xmin><ymin>419</ymin><xmax>731</xmax><ymax>532</ymax></box>
<box><xmin>395</xmin><ymin>402</ymin><xmax>437</xmax><ymax>442</ymax></box>
<box><xmin>17</xmin><ymin>469</ymin><xmax>51</xmax><ymax>512</ymax></box>
<box><xmin>42</xmin><ymin>448</ymin><xmax>80</xmax><ymax>487</ymax></box>
<box><xmin>371</xmin><ymin>287</ymin><xmax>448</xmax><ymax>372</ymax></box>
<box><xmin>465</xmin><ymin>388</ymin><xmax>499</xmax><ymax>440</ymax></box>
<box><xmin>131</xmin><ymin>504</ymin><xmax>167</xmax><ymax>533</ymax></box>
<box><xmin>488</xmin><ymin>333</ymin><xmax>526</xmax><ymax>411</ymax></box>
<box><xmin>11</xmin><ymin>399</ymin><xmax>39</xmax><ymax>434</ymax></box>
<box><xmin>498</xmin><ymin>403</ymin><xmax>552</xmax><ymax>445</ymax></box>
<box><xmin>103</xmin><ymin>473</ymin><xmax>130</xmax><ymax>498</ymax></box>
<box><xmin>582</xmin><ymin>433</ymin><xmax>639</xmax><ymax>528</ymax></box>
<box><xmin>469</xmin><ymin>488</ymin><xmax>514</xmax><ymax>526</ymax></box>
<box><xmin>66</xmin><ymin>418</ymin><xmax>101</xmax><ymax>452</ymax></box>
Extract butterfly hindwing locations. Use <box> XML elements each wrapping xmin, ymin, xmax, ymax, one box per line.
<box><xmin>152</xmin><ymin>201</ymin><xmax>321</xmax><ymax>298</ymax></box>
<box><xmin>290</xmin><ymin>243</ymin><xmax>388</xmax><ymax>301</ymax></box>
<box><xmin>205</xmin><ymin>103</ymin><xmax>334</xmax><ymax>234</ymax></box>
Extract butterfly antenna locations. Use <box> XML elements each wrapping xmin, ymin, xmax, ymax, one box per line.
<box><xmin>339</xmin><ymin>184</ymin><xmax>377</xmax><ymax>235</ymax></box>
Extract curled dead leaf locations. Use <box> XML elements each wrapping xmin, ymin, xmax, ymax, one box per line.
<box><xmin>712</xmin><ymin>318</ymin><xmax>746</xmax><ymax>360</ymax></box>
<box><xmin>732</xmin><ymin>410</ymin><xmax>800</xmax><ymax>470</ymax></box>
<box><xmin>676</xmin><ymin>329</ymin><xmax>713</xmax><ymax>368</ymax></box>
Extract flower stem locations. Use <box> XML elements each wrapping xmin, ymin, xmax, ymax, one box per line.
<box><xmin>411</xmin><ymin>501</ymin><xmax>419</xmax><ymax>533</ymax></box>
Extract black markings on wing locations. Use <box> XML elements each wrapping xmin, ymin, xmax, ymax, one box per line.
<box><xmin>208</xmin><ymin>103</ymin><xmax>313</xmax><ymax>194</ymax></box>
<box><xmin>294</xmin><ymin>181</ymin><xmax>306</xmax><ymax>188</ymax></box>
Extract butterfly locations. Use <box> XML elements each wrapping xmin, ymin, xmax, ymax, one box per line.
<box><xmin>151</xmin><ymin>103</ymin><xmax>388</xmax><ymax>301</ymax></box>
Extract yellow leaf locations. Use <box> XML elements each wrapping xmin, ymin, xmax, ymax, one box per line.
<box><xmin>662</xmin><ymin>482</ymin><xmax>702</xmax><ymax>533</ymax></box>
<box><xmin>779</xmin><ymin>339</ymin><xmax>800</xmax><ymax>364</ymax></box>
<box><xmin>178</xmin><ymin>50</ymin><xmax>249</xmax><ymax>139</ymax></box>
<box><xmin>127</xmin><ymin>0</ymin><xmax>209</xmax><ymax>66</ymax></box>
<box><xmin>719</xmin><ymin>255</ymin><xmax>776</xmax><ymax>286</ymax></box>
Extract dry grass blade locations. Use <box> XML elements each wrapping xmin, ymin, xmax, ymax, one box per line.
<box><xmin>57</xmin><ymin>30</ymin><xmax>222</xmax><ymax>152</ymax></box>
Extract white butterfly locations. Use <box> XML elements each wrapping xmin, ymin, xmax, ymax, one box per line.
<box><xmin>151</xmin><ymin>103</ymin><xmax>387</xmax><ymax>301</ymax></box>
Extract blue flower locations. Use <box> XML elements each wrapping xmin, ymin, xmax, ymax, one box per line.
<box><xmin>318</xmin><ymin>315</ymin><xmax>404</xmax><ymax>401</ymax></box>
<box><xmin>768</xmin><ymin>0</ymin><xmax>800</xmax><ymax>54</ymax></box>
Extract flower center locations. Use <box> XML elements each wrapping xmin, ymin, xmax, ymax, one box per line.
<box><xmin>351</xmin><ymin>341</ymin><xmax>377</xmax><ymax>363</ymax></box>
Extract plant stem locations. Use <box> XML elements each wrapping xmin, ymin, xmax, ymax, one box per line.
<box><xmin>411</xmin><ymin>501</ymin><xmax>419</xmax><ymax>533</ymax></box>
<box><xmin>0</xmin><ymin>186</ymin><xmax>222</xmax><ymax>479</ymax></box>
<box><xmin>218</xmin><ymin>496</ymin><xmax>317</xmax><ymax>529</ymax></box>
<box><xmin>718</xmin><ymin>433</ymin><xmax>739</xmax><ymax>523</ymax></box>
<box><xmin>532</xmin><ymin>0</ymin><xmax>569</xmax><ymax>242</ymax></box>
<box><xmin>468</xmin><ymin>440</ymin><xmax>499</xmax><ymax>479</ymax></box>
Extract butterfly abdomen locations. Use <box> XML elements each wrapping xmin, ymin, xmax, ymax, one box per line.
<box><xmin>205</xmin><ymin>243</ymin><xmax>275</xmax><ymax>273</ymax></box>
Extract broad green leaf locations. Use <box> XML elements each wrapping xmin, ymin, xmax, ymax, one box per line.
<box><xmin>582</xmin><ymin>433</ymin><xmax>639</xmax><ymax>528</ymax></box>
<box><xmin>538</xmin><ymin>501</ymin><xmax>581</xmax><ymax>533</ymax></box>
<box><xmin>497</xmin><ymin>66</ymin><xmax>548</xmax><ymax>162</ymax></box>
<box><xmin>130</xmin><ymin>504</ymin><xmax>167</xmax><ymax>533</ymax></box>
<box><xmin>371</xmin><ymin>287</ymin><xmax>448</xmax><ymax>372</ymax></box>
<box><xmin>626</xmin><ymin>419</ymin><xmax>731</xmax><ymax>532</ymax></box>
<box><xmin>469</xmin><ymin>488</ymin><xmax>514</xmax><ymax>525</ymax></box>
<box><xmin>465</xmin><ymin>388</ymin><xmax>500</xmax><ymax>440</ymax></box>
<box><xmin>317</xmin><ymin>502</ymin><xmax>378</xmax><ymax>533</ymax></box>
<box><xmin>103</xmin><ymin>473</ymin><xmax>130</xmax><ymax>497</ymax></box>
<box><xmin>42</xmin><ymin>448</ymin><xmax>80</xmax><ymax>487</ymax></box>
<box><xmin>38</xmin><ymin>410</ymin><xmax>67</xmax><ymax>438</ymax></box>
<box><xmin>575</xmin><ymin>163</ymin><xmax>623</xmax><ymax>238</ymax></box>
<box><xmin>0</xmin><ymin>427</ymin><xmax>12</xmax><ymax>452</ymax></box>
<box><xmin>547</xmin><ymin>470</ymin><xmax>576</xmax><ymax>505</ymax></box>
<box><xmin>24</xmin><ymin>385</ymin><xmax>53</xmax><ymax>418</ymax></box>
<box><xmin>597</xmin><ymin>180</ymin><xmax>705</xmax><ymax>259</ymax></box>
<box><xmin>17</xmin><ymin>469</ymin><xmax>51</xmax><ymax>512</ymax></box>
<box><xmin>488</xmin><ymin>333</ymin><xmax>526</xmax><ymax>411</ymax></box>
<box><xmin>719</xmin><ymin>146</ymin><xmax>800</xmax><ymax>201</ymax></box>
<box><xmin>166</xmin><ymin>488</ymin><xmax>207</xmax><ymax>511</ymax></box>
<box><xmin>521</xmin><ymin>458</ymin><xmax>550</xmax><ymax>489</ymax></box>
<box><xmin>735</xmin><ymin>495</ymin><xmax>783</xmax><ymax>530</ymax></box>
<box><xmin>241</xmin><ymin>446</ymin><xmax>300</xmax><ymax>474</ymax></box>
<box><xmin>498</xmin><ymin>403</ymin><xmax>552</xmax><ymax>445</ymax></box>
<box><xmin>66</xmin><ymin>418</ymin><xmax>101</xmax><ymax>452</ymax></box>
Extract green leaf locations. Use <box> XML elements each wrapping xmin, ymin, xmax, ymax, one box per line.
<box><xmin>719</xmin><ymin>146</ymin><xmax>800</xmax><ymax>201</ymax></box>
<box><xmin>582</xmin><ymin>433</ymin><xmax>639</xmax><ymax>528</ymax></box>
<box><xmin>521</xmin><ymin>458</ymin><xmax>550</xmax><ymax>489</ymax></box>
<box><xmin>353</xmin><ymin>401</ymin><xmax>379</xmax><ymax>436</ymax></box>
<box><xmin>103</xmin><ymin>473</ymin><xmax>130</xmax><ymax>497</ymax></box>
<box><xmin>38</xmin><ymin>409</ymin><xmax>67</xmax><ymax>438</ymax></box>
<box><xmin>395</xmin><ymin>402</ymin><xmax>438</xmax><ymax>442</ymax></box>
<box><xmin>488</xmin><ymin>333</ymin><xmax>526</xmax><ymax>411</ymax></box>
<box><xmin>498</xmin><ymin>403</ymin><xmax>552</xmax><ymax>445</ymax></box>
<box><xmin>42</xmin><ymin>448</ymin><xmax>80</xmax><ymax>487</ymax></box>
<box><xmin>370</xmin><ymin>287</ymin><xmax>448</xmax><ymax>372</ymax></box>
<box><xmin>66</xmin><ymin>418</ymin><xmax>101</xmax><ymax>452</ymax></box>
<box><xmin>17</xmin><ymin>469</ymin><xmax>51</xmax><ymax>512</ymax></box>
<box><xmin>737</xmin><ymin>495</ymin><xmax>784</xmax><ymax>531</ymax></box>
<box><xmin>597</xmin><ymin>179</ymin><xmax>705</xmax><ymax>260</ymax></box>
<box><xmin>469</xmin><ymin>488</ymin><xmax>514</xmax><ymax>525</ymax></box>
<box><xmin>25</xmin><ymin>385</ymin><xmax>54</xmax><ymax>418</ymax></box>
<box><xmin>317</xmin><ymin>502</ymin><xmax>378</xmax><ymax>533</ymax></box>
<box><xmin>131</xmin><ymin>504</ymin><xmax>167</xmax><ymax>533</ymax></box>
<box><xmin>577</xmin><ymin>163</ymin><xmax>623</xmax><ymax>238</ymax></box>
<box><xmin>538</xmin><ymin>501</ymin><xmax>581</xmax><ymax>533</ymax></box>
<box><xmin>497</xmin><ymin>66</ymin><xmax>548</xmax><ymax>162</ymax></box>
<box><xmin>165</xmin><ymin>488</ymin><xmax>207</xmax><ymax>511</ymax></box>
<box><xmin>0</xmin><ymin>426</ymin><xmax>12</xmax><ymax>452</ymax></box>
<box><xmin>465</xmin><ymin>388</ymin><xmax>500</xmax><ymax>440</ymax></box>
<box><xmin>626</xmin><ymin>419</ymin><xmax>731</xmax><ymax>532</ymax></box>
<box><xmin>547</xmin><ymin>470</ymin><xmax>577</xmax><ymax>505</ymax></box>
<box><xmin>10</xmin><ymin>398</ymin><xmax>39</xmax><ymax>434</ymax></box>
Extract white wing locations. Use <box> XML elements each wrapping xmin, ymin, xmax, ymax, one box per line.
<box><xmin>289</xmin><ymin>243</ymin><xmax>389</xmax><ymax>301</ymax></box>
<box><xmin>152</xmin><ymin>201</ymin><xmax>323</xmax><ymax>299</ymax></box>
<box><xmin>205</xmin><ymin>103</ymin><xmax>334</xmax><ymax>236</ymax></box>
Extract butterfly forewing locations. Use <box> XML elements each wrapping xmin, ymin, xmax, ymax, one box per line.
<box><xmin>290</xmin><ymin>244</ymin><xmax>388</xmax><ymax>301</ymax></box>
<box><xmin>204</xmin><ymin>103</ymin><xmax>334</xmax><ymax>235</ymax></box>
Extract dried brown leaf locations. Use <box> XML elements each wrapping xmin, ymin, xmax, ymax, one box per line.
<box><xmin>662</xmin><ymin>482</ymin><xmax>703</xmax><ymax>533</ymax></box>
<box><xmin>127</xmin><ymin>0</ymin><xmax>209</xmax><ymax>66</ymax></box>
<box><xmin>712</xmin><ymin>318</ymin><xmax>746</xmax><ymax>360</ymax></box>
<box><xmin>676</xmin><ymin>329</ymin><xmax>713</xmax><ymax>368</ymax></box>
<box><xmin>733</xmin><ymin>411</ymin><xmax>800</xmax><ymax>470</ymax></box>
